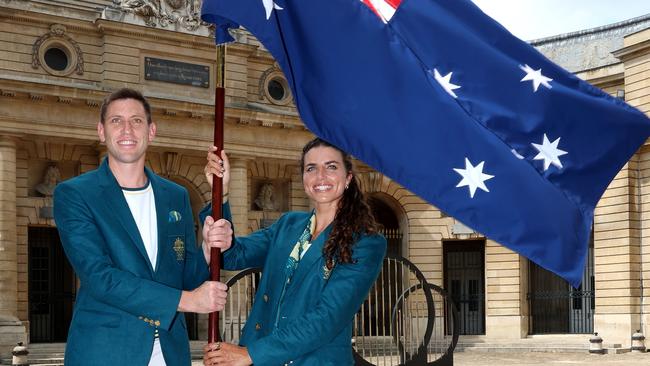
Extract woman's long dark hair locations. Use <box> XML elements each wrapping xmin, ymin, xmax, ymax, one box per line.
<box><xmin>300</xmin><ymin>138</ymin><xmax>378</xmax><ymax>269</ymax></box>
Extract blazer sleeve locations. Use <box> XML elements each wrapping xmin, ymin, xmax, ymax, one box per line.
<box><xmin>181</xmin><ymin>190</ymin><xmax>210</xmax><ymax>291</ymax></box>
<box><xmin>54</xmin><ymin>183</ymin><xmax>181</xmax><ymax>331</ymax></box>
<box><xmin>199</xmin><ymin>202</ymin><xmax>283</xmax><ymax>271</ymax></box>
<box><xmin>246</xmin><ymin>234</ymin><xmax>387</xmax><ymax>365</ymax></box>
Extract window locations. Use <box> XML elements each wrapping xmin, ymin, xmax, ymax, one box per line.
<box><xmin>260</xmin><ymin>67</ymin><xmax>292</xmax><ymax>106</ymax></box>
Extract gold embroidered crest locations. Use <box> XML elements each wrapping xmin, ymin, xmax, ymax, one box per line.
<box><xmin>173</xmin><ymin>237</ymin><xmax>185</xmax><ymax>261</ymax></box>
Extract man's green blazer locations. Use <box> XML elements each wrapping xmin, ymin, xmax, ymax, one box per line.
<box><xmin>54</xmin><ymin>158</ymin><xmax>209</xmax><ymax>366</ymax></box>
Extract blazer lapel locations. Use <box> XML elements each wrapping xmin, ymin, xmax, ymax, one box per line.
<box><xmin>97</xmin><ymin>158</ymin><xmax>153</xmax><ymax>275</ymax></box>
<box><xmin>284</xmin><ymin>224</ymin><xmax>333</xmax><ymax>296</ymax></box>
<box><xmin>272</xmin><ymin>214</ymin><xmax>313</xmax><ymax>286</ymax></box>
<box><xmin>147</xmin><ymin>168</ymin><xmax>168</xmax><ymax>274</ymax></box>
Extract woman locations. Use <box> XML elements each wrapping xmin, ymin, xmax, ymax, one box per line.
<box><xmin>201</xmin><ymin>138</ymin><xmax>387</xmax><ymax>366</ymax></box>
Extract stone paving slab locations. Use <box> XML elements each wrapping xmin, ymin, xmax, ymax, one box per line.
<box><xmin>454</xmin><ymin>351</ymin><xmax>649</xmax><ymax>366</ymax></box>
<box><xmin>191</xmin><ymin>351</ymin><xmax>649</xmax><ymax>366</ymax></box>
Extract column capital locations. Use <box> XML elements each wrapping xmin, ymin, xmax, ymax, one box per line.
<box><xmin>0</xmin><ymin>135</ymin><xmax>19</xmax><ymax>148</ymax></box>
<box><xmin>229</xmin><ymin>155</ymin><xmax>251</xmax><ymax>170</ymax></box>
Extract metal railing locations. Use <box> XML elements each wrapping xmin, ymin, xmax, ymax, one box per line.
<box><xmin>221</xmin><ymin>254</ymin><xmax>458</xmax><ymax>366</ymax></box>
<box><xmin>353</xmin><ymin>254</ymin><xmax>458</xmax><ymax>366</ymax></box>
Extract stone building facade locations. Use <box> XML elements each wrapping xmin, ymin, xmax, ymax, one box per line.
<box><xmin>0</xmin><ymin>0</ymin><xmax>649</xmax><ymax>358</ymax></box>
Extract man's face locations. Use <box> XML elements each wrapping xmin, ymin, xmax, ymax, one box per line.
<box><xmin>97</xmin><ymin>98</ymin><xmax>156</xmax><ymax>166</ymax></box>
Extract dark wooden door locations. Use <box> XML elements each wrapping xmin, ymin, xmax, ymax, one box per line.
<box><xmin>444</xmin><ymin>241</ymin><xmax>485</xmax><ymax>335</ymax></box>
<box><xmin>29</xmin><ymin>227</ymin><xmax>76</xmax><ymax>343</ymax></box>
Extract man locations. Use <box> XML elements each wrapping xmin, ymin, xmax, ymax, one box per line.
<box><xmin>54</xmin><ymin>88</ymin><xmax>231</xmax><ymax>366</ymax></box>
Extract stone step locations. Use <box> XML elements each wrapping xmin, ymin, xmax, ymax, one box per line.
<box><xmin>1</xmin><ymin>359</ymin><xmax>64</xmax><ymax>366</ymax></box>
<box><xmin>2</xmin><ymin>338</ymin><xmax>630</xmax><ymax>365</ymax></box>
<box><xmin>455</xmin><ymin>344</ymin><xmax>588</xmax><ymax>353</ymax></box>
<box><xmin>453</xmin><ymin>335</ymin><xmax>623</xmax><ymax>354</ymax></box>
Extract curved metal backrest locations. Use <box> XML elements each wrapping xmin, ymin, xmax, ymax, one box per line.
<box><xmin>425</xmin><ymin>283</ymin><xmax>459</xmax><ymax>366</ymax></box>
<box><xmin>221</xmin><ymin>268</ymin><xmax>263</xmax><ymax>343</ymax></box>
<box><xmin>220</xmin><ymin>259</ymin><xmax>459</xmax><ymax>366</ymax></box>
<box><xmin>353</xmin><ymin>253</ymin><xmax>435</xmax><ymax>365</ymax></box>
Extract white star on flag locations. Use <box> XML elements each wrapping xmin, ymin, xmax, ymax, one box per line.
<box><xmin>519</xmin><ymin>64</ymin><xmax>552</xmax><ymax>92</ymax></box>
<box><xmin>531</xmin><ymin>134</ymin><xmax>568</xmax><ymax>171</ymax></box>
<box><xmin>262</xmin><ymin>0</ymin><xmax>283</xmax><ymax>19</ymax></box>
<box><xmin>454</xmin><ymin>158</ymin><xmax>494</xmax><ymax>198</ymax></box>
<box><xmin>433</xmin><ymin>68</ymin><xmax>461</xmax><ymax>98</ymax></box>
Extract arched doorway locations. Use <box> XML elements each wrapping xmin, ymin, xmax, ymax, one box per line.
<box><xmin>361</xmin><ymin>194</ymin><xmax>405</xmax><ymax>335</ymax></box>
<box><xmin>367</xmin><ymin>194</ymin><xmax>403</xmax><ymax>256</ymax></box>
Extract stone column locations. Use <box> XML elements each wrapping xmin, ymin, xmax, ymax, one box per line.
<box><xmin>0</xmin><ymin>136</ymin><xmax>26</xmax><ymax>357</ymax></box>
<box><xmin>484</xmin><ymin>239</ymin><xmax>528</xmax><ymax>339</ymax></box>
<box><xmin>229</xmin><ymin>157</ymin><xmax>249</xmax><ymax>234</ymax></box>
<box><xmin>597</xmin><ymin>27</ymin><xmax>650</xmax><ymax>347</ymax></box>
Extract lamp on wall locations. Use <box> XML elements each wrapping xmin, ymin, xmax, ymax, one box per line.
<box><xmin>452</xmin><ymin>221</ymin><xmax>475</xmax><ymax>235</ymax></box>
<box><xmin>616</xmin><ymin>89</ymin><xmax>625</xmax><ymax>100</ymax></box>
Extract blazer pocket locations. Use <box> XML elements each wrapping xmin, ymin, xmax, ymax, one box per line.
<box><xmin>75</xmin><ymin>309</ymin><xmax>121</xmax><ymax>329</ymax></box>
<box><xmin>169</xmin><ymin>235</ymin><xmax>186</xmax><ymax>261</ymax></box>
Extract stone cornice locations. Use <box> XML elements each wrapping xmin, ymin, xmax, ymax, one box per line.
<box><xmin>227</xmin><ymin>105</ymin><xmax>304</xmax><ymax>130</ymax></box>
<box><xmin>0</xmin><ymin>5</ymin><xmax>100</xmax><ymax>34</ymax></box>
<box><xmin>11</xmin><ymin>0</ymin><xmax>109</xmax><ymax>14</ymax></box>
<box><xmin>227</xmin><ymin>43</ymin><xmax>260</xmax><ymax>58</ymax></box>
<box><xmin>576</xmin><ymin>63</ymin><xmax>624</xmax><ymax>88</ymax></box>
<box><xmin>0</xmin><ymin>80</ymin><xmax>305</xmax><ymax>131</ymax></box>
<box><xmin>1</xmin><ymin>4</ymin><xmax>215</xmax><ymax>50</ymax></box>
<box><xmin>249</xmin><ymin>49</ymin><xmax>277</xmax><ymax>63</ymax></box>
<box><xmin>612</xmin><ymin>38</ymin><xmax>650</xmax><ymax>62</ymax></box>
<box><xmin>95</xmin><ymin>19</ymin><xmax>215</xmax><ymax>49</ymax></box>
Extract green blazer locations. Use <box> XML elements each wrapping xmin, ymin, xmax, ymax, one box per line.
<box><xmin>54</xmin><ymin>158</ymin><xmax>209</xmax><ymax>366</ymax></box>
<box><xmin>201</xmin><ymin>204</ymin><xmax>386</xmax><ymax>365</ymax></box>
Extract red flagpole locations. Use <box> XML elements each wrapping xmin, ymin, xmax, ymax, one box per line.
<box><xmin>208</xmin><ymin>44</ymin><xmax>226</xmax><ymax>344</ymax></box>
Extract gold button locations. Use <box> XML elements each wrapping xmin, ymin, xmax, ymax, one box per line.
<box><xmin>143</xmin><ymin>317</ymin><xmax>150</xmax><ymax>323</ymax></box>
<box><xmin>255</xmin><ymin>323</ymin><xmax>261</xmax><ymax>331</ymax></box>
<box><xmin>263</xmin><ymin>294</ymin><xmax>269</xmax><ymax>302</ymax></box>
<box><xmin>155</xmin><ymin>320</ymin><xmax>160</xmax><ymax>327</ymax></box>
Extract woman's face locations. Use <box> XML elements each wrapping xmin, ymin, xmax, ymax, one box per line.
<box><xmin>302</xmin><ymin>146</ymin><xmax>352</xmax><ymax>208</ymax></box>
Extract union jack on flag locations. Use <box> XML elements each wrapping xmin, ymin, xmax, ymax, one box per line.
<box><xmin>361</xmin><ymin>0</ymin><xmax>401</xmax><ymax>22</ymax></box>
<box><xmin>202</xmin><ymin>0</ymin><xmax>650</xmax><ymax>288</ymax></box>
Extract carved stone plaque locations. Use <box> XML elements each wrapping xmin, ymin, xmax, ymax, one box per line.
<box><xmin>144</xmin><ymin>57</ymin><xmax>209</xmax><ymax>88</ymax></box>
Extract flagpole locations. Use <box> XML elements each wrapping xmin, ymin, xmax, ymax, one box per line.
<box><xmin>208</xmin><ymin>43</ymin><xmax>226</xmax><ymax>344</ymax></box>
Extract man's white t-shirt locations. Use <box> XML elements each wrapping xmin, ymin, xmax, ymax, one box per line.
<box><xmin>122</xmin><ymin>182</ymin><xmax>166</xmax><ymax>366</ymax></box>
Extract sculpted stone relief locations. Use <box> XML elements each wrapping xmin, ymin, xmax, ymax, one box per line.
<box><xmin>116</xmin><ymin>0</ymin><xmax>208</xmax><ymax>31</ymax></box>
<box><xmin>254</xmin><ymin>182</ymin><xmax>276</xmax><ymax>211</ymax></box>
<box><xmin>35</xmin><ymin>165</ymin><xmax>61</xmax><ymax>197</ymax></box>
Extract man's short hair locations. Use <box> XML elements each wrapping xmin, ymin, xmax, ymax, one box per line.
<box><xmin>99</xmin><ymin>88</ymin><xmax>152</xmax><ymax>124</ymax></box>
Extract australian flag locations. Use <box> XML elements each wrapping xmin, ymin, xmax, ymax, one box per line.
<box><xmin>202</xmin><ymin>0</ymin><xmax>650</xmax><ymax>287</ymax></box>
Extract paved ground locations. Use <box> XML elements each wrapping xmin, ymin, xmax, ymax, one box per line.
<box><xmin>454</xmin><ymin>351</ymin><xmax>649</xmax><ymax>366</ymax></box>
<box><xmin>191</xmin><ymin>351</ymin><xmax>650</xmax><ymax>366</ymax></box>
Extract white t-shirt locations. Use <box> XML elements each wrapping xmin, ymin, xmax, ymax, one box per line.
<box><xmin>122</xmin><ymin>181</ymin><xmax>166</xmax><ymax>366</ymax></box>
<box><xmin>122</xmin><ymin>182</ymin><xmax>158</xmax><ymax>271</ymax></box>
